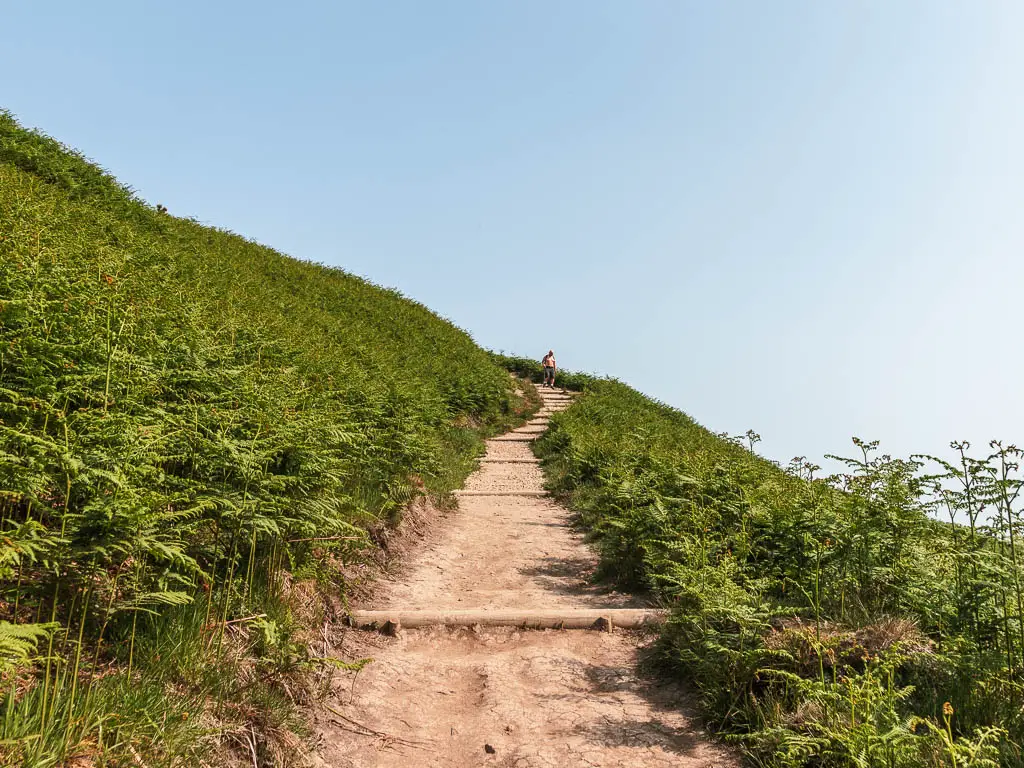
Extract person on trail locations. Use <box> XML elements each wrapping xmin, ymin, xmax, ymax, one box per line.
<box><xmin>541</xmin><ymin>350</ymin><xmax>556</xmax><ymax>388</ymax></box>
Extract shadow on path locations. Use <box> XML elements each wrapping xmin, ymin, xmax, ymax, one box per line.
<box><xmin>517</xmin><ymin>554</ymin><xmax>653</xmax><ymax>607</ymax></box>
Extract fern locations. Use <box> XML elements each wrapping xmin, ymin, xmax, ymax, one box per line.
<box><xmin>0</xmin><ymin>621</ymin><xmax>55</xmax><ymax>674</ymax></box>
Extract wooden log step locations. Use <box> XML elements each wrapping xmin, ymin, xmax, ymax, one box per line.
<box><xmin>489</xmin><ymin>436</ymin><xmax>538</xmax><ymax>442</ymax></box>
<box><xmin>455</xmin><ymin>490</ymin><xmax>548</xmax><ymax>497</ymax></box>
<box><xmin>347</xmin><ymin>608</ymin><xmax>667</xmax><ymax>631</ymax></box>
<box><xmin>479</xmin><ymin>458</ymin><xmax>541</xmax><ymax>464</ymax></box>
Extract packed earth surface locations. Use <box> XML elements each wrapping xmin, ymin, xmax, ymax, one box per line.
<box><xmin>314</xmin><ymin>389</ymin><xmax>737</xmax><ymax>768</ymax></box>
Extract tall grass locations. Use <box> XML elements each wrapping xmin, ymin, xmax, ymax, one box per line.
<box><xmin>532</xmin><ymin>376</ymin><xmax>1020</xmax><ymax>768</ymax></box>
<box><xmin>0</xmin><ymin>111</ymin><xmax>526</xmax><ymax>766</ymax></box>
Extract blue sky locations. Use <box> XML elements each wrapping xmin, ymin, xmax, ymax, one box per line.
<box><xmin>4</xmin><ymin>1</ymin><xmax>1023</xmax><ymax>468</ymax></box>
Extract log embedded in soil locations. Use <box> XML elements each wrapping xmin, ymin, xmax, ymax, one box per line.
<box><xmin>489</xmin><ymin>436</ymin><xmax>538</xmax><ymax>442</ymax></box>
<box><xmin>478</xmin><ymin>458</ymin><xmax>541</xmax><ymax>463</ymax></box>
<box><xmin>347</xmin><ymin>608</ymin><xmax>667</xmax><ymax>630</ymax></box>
<box><xmin>455</xmin><ymin>490</ymin><xmax>548</xmax><ymax>497</ymax></box>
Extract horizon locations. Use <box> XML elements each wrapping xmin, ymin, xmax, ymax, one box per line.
<box><xmin>4</xmin><ymin>1</ymin><xmax>1024</xmax><ymax>469</ymax></box>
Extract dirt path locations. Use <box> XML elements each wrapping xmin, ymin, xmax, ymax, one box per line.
<box><xmin>314</xmin><ymin>390</ymin><xmax>736</xmax><ymax>768</ymax></box>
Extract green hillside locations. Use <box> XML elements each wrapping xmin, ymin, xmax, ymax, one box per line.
<box><xmin>7</xmin><ymin>109</ymin><xmax>1019</xmax><ymax>768</ymax></box>
<box><xmin>0</xmin><ymin>113</ymin><xmax>530</xmax><ymax>766</ymax></box>
<box><xmin>535</xmin><ymin>378</ymin><xmax>1017</xmax><ymax>767</ymax></box>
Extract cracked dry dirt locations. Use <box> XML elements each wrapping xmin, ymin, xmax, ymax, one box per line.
<box><xmin>314</xmin><ymin>390</ymin><xmax>736</xmax><ymax>768</ymax></box>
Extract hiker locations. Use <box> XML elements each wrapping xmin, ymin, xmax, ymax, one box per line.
<box><xmin>541</xmin><ymin>350</ymin><xmax>556</xmax><ymax>388</ymax></box>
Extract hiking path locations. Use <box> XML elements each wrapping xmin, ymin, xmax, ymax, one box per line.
<box><xmin>314</xmin><ymin>388</ymin><xmax>737</xmax><ymax>768</ymax></box>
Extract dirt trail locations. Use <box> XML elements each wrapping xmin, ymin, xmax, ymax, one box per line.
<box><xmin>315</xmin><ymin>390</ymin><xmax>736</xmax><ymax>768</ymax></box>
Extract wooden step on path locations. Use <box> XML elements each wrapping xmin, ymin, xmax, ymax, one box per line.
<box><xmin>489</xmin><ymin>435</ymin><xmax>538</xmax><ymax>442</ymax></box>
<box><xmin>455</xmin><ymin>490</ymin><xmax>547</xmax><ymax>497</ymax></box>
<box><xmin>476</xmin><ymin>462</ymin><xmax>540</xmax><ymax>468</ymax></box>
<box><xmin>348</xmin><ymin>608</ymin><xmax>667</xmax><ymax>631</ymax></box>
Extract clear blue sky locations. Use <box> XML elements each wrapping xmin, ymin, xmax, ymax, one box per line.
<box><xmin>4</xmin><ymin>1</ymin><xmax>1023</xmax><ymax>468</ymax></box>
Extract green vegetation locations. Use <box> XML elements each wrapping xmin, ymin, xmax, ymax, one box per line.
<box><xmin>10</xmin><ymin>103</ymin><xmax>1020</xmax><ymax>767</ymax></box>
<box><xmin>533</xmin><ymin>376</ymin><xmax>1022</xmax><ymax>768</ymax></box>
<box><xmin>0</xmin><ymin>112</ymin><xmax>530</xmax><ymax>766</ymax></box>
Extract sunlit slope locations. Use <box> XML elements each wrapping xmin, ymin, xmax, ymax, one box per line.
<box><xmin>535</xmin><ymin>377</ymin><xmax>1014</xmax><ymax>767</ymax></box>
<box><xmin>0</xmin><ymin>112</ymin><xmax>521</xmax><ymax>763</ymax></box>
<box><xmin>1</xmin><ymin>111</ymin><xmax>516</xmax><ymax>518</ymax></box>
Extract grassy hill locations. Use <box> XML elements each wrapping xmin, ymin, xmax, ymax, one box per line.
<box><xmin>7</xmin><ymin>110</ymin><xmax>1019</xmax><ymax>768</ymax></box>
<box><xmin>534</xmin><ymin>377</ymin><xmax>1017</xmax><ymax>767</ymax></box>
<box><xmin>0</xmin><ymin>112</ymin><xmax>531</xmax><ymax>766</ymax></box>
